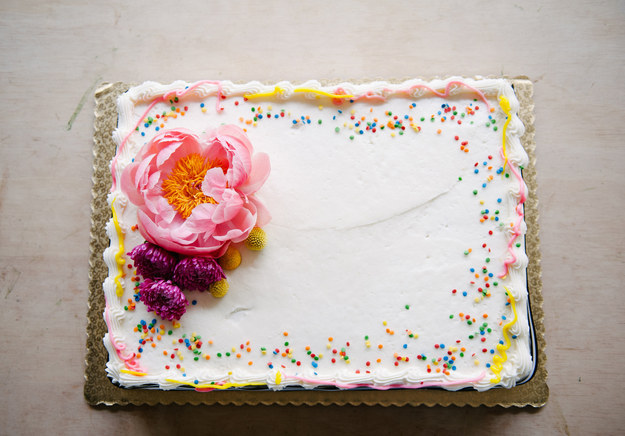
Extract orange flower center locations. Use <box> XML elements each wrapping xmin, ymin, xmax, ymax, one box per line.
<box><xmin>162</xmin><ymin>153</ymin><xmax>221</xmax><ymax>219</ymax></box>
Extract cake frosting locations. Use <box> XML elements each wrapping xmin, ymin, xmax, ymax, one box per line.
<box><xmin>103</xmin><ymin>78</ymin><xmax>534</xmax><ymax>391</ymax></box>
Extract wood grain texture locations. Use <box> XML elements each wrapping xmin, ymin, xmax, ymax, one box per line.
<box><xmin>1</xmin><ymin>0</ymin><xmax>623</xmax><ymax>434</ymax></box>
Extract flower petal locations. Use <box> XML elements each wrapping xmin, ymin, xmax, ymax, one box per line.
<box><xmin>120</xmin><ymin>161</ymin><xmax>145</xmax><ymax>206</ymax></box>
<box><xmin>156</xmin><ymin>130</ymin><xmax>203</xmax><ymax>175</ymax></box>
<box><xmin>215</xmin><ymin>124</ymin><xmax>254</xmax><ymax>155</ymax></box>
<box><xmin>184</xmin><ymin>203</ymin><xmax>218</xmax><ymax>233</ymax></box>
<box><xmin>209</xmin><ymin>125</ymin><xmax>253</xmax><ymax>187</ymax></box>
<box><xmin>213</xmin><ymin>203</ymin><xmax>256</xmax><ymax>242</ymax></box>
<box><xmin>211</xmin><ymin>189</ymin><xmax>244</xmax><ymax>224</ymax></box>
<box><xmin>201</xmin><ymin>167</ymin><xmax>227</xmax><ymax>199</ymax></box>
<box><xmin>239</xmin><ymin>152</ymin><xmax>271</xmax><ymax>195</ymax></box>
<box><xmin>248</xmin><ymin>195</ymin><xmax>272</xmax><ymax>227</ymax></box>
<box><xmin>144</xmin><ymin>195</ymin><xmax>176</xmax><ymax>223</ymax></box>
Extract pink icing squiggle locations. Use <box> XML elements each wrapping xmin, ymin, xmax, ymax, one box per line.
<box><xmin>343</xmin><ymin>81</ymin><xmax>491</xmax><ymax>111</ymax></box>
<box><xmin>349</xmin><ymin>90</ymin><xmax>387</xmax><ymax>102</ymax></box>
<box><xmin>110</xmin><ymin>80</ymin><xmax>223</xmax><ymax>191</ymax></box>
<box><xmin>286</xmin><ymin>371</ymin><xmax>487</xmax><ymax>390</ymax></box>
<box><xmin>402</xmin><ymin>81</ymin><xmax>491</xmax><ymax>111</ymax></box>
<box><xmin>498</xmin><ymin>149</ymin><xmax>526</xmax><ymax>279</ymax></box>
<box><xmin>331</xmin><ymin>87</ymin><xmax>348</xmax><ymax>106</ymax></box>
<box><xmin>104</xmin><ymin>304</ymin><xmax>145</xmax><ymax>372</ymax></box>
<box><xmin>194</xmin><ymin>371</ymin><xmax>487</xmax><ymax>392</ymax></box>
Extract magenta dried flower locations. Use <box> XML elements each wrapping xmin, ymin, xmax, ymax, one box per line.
<box><xmin>138</xmin><ymin>278</ymin><xmax>188</xmax><ymax>321</ymax></box>
<box><xmin>128</xmin><ymin>242</ymin><xmax>178</xmax><ymax>280</ymax></box>
<box><xmin>174</xmin><ymin>256</ymin><xmax>226</xmax><ymax>291</ymax></box>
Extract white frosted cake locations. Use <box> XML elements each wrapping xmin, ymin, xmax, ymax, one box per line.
<box><xmin>103</xmin><ymin>78</ymin><xmax>534</xmax><ymax>392</ymax></box>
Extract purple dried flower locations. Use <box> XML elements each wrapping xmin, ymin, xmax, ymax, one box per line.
<box><xmin>128</xmin><ymin>242</ymin><xmax>178</xmax><ymax>280</ymax></box>
<box><xmin>174</xmin><ymin>256</ymin><xmax>226</xmax><ymax>291</ymax></box>
<box><xmin>138</xmin><ymin>278</ymin><xmax>188</xmax><ymax>321</ymax></box>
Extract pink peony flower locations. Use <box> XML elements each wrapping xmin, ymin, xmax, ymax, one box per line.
<box><xmin>139</xmin><ymin>278</ymin><xmax>189</xmax><ymax>321</ymax></box>
<box><xmin>174</xmin><ymin>257</ymin><xmax>226</xmax><ymax>291</ymax></box>
<box><xmin>121</xmin><ymin>125</ymin><xmax>270</xmax><ymax>257</ymax></box>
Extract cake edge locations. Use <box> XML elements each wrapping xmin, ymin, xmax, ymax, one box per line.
<box><xmin>85</xmin><ymin>78</ymin><xmax>548</xmax><ymax>407</ymax></box>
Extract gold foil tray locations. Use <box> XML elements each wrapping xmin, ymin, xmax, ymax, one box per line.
<box><xmin>85</xmin><ymin>79</ymin><xmax>547</xmax><ymax>407</ymax></box>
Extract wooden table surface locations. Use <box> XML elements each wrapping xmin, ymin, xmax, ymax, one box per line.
<box><xmin>1</xmin><ymin>1</ymin><xmax>623</xmax><ymax>434</ymax></box>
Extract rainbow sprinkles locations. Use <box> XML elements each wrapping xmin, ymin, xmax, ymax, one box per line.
<box><xmin>103</xmin><ymin>78</ymin><xmax>534</xmax><ymax>392</ymax></box>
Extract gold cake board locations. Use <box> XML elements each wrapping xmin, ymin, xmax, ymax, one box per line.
<box><xmin>85</xmin><ymin>79</ymin><xmax>547</xmax><ymax>407</ymax></box>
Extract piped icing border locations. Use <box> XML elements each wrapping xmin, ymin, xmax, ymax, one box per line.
<box><xmin>497</xmin><ymin>95</ymin><xmax>527</xmax><ymax>280</ymax></box>
<box><xmin>110</xmin><ymin>198</ymin><xmax>125</xmax><ymax>297</ymax></box>
<box><xmin>167</xmin><ymin>370</ymin><xmax>488</xmax><ymax>392</ymax></box>
<box><xmin>104</xmin><ymin>304</ymin><xmax>145</xmax><ymax>373</ymax></box>
<box><xmin>104</xmin><ymin>78</ymin><xmax>532</xmax><ymax>392</ymax></box>
<box><xmin>489</xmin><ymin>288</ymin><xmax>518</xmax><ymax>383</ymax></box>
<box><xmin>242</xmin><ymin>80</ymin><xmax>492</xmax><ymax>111</ymax></box>
<box><xmin>244</xmin><ymin>86</ymin><xmax>354</xmax><ymax>100</ymax></box>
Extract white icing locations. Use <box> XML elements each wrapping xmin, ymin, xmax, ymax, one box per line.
<box><xmin>103</xmin><ymin>78</ymin><xmax>534</xmax><ymax>391</ymax></box>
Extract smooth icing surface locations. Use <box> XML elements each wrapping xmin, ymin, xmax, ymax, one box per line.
<box><xmin>103</xmin><ymin>78</ymin><xmax>534</xmax><ymax>391</ymax></box>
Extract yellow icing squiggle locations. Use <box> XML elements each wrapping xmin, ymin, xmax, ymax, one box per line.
<box><xmin>499</xmin><ymin>95</ymin><xmax>512</xmax><ymax>171</ymax></box>
<box><xmin>293</xmin><ymin>88</ymin><xmax>353</xmax><ymax>99</ymax></box>
<box><xmin>111</xmin><ymin>200</ymin><xmax>126</xmax><ymax>297</ymax></box>
<box><xmin>243</xmin><ymin>86</ymin><xmax>285</xmax><ymax>99</ymax></box>
<box><xmin>120</xmin><ymin>369</ymin><xmax>147</xmax><ymax>376</ymax></box>
<box><xmin>489</xmin><ymin>287</ymin><xmax>518</xmax><ymax>383</ymax></box>
<box><xmin>244</xmin><ymin>86</ymin><xmax>353</xmax><ymax>100</ymax></box>
<box><xmin>165</xmin><ymin>378</ymin><xmax>266</xmax><ymax>390</ymax></box>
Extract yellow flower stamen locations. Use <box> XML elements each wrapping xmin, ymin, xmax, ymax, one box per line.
<box><xmin>162</xmin><ymin>153</ymin><xmax>221</xmax><ymax>219</ymax></box>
